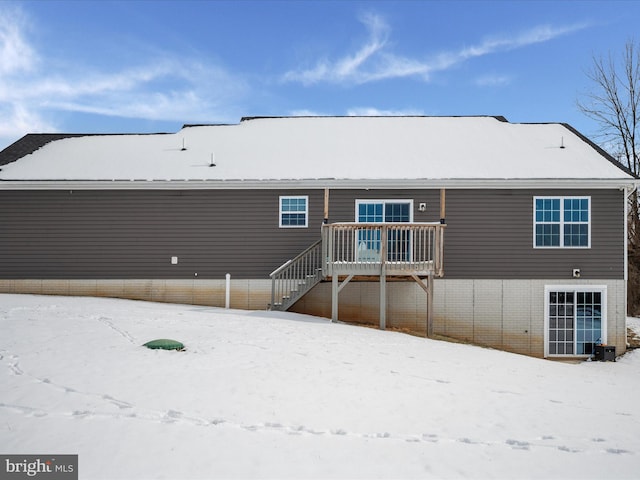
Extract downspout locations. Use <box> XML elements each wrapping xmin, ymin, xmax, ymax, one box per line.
<box><xmin>625</xmin><ymin>183</ymin><xmax>638</xmax><ymax>320</ymax></box>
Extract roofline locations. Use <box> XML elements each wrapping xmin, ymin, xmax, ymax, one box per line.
<box><xmin>0</xmin><ymin>132</ymin><xmax>172</xmax><ymax>167</ymax></box>
<box><xmin>560</xmin><ymin>123</ymin><xmax>639</xmax><ymax>179</ymax></box>
<box><xmin>238</xmin><ymin>115</ymin><xmax>510</xmax><ymax>123</ymax></box>
<box><xmin>1</xmin><ymin>178</ymin><xmax>637</xmax><ymax>191</ymax></box>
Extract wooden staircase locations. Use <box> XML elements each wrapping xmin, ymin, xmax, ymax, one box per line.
<box><xmin>269</xmin><ymin>239</ymin><xmax>323</xmax><ymax>311</ymax></box>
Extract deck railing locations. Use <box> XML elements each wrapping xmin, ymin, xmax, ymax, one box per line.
<box><xmin>321</xmin><ymin>222</ymin><xmax>445</xmax><ymax>277</ymax></box>
<box><xmin>269</xmin><ymin>239</ymin><xmax>323</xmax><ymax>310</ymax></box>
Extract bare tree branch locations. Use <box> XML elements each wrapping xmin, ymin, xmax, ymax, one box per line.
<box><xmin>578</xmin><ymin>40</ymin><xmax>640</xmax><ymax>174</ymax></box>
<box><xmin>578</xmin><ymin>39</ymin><xmax>640</xmax><ymax>314</ymax></box>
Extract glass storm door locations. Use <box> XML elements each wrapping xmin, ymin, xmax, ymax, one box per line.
<box><xmin>356</xmin><ymin>201</ymin><xmax>411</xmax><ymax>261</ymax></box>
<box><xmin>548</xmin><ymin>289</ymin><xmax>604</xmax><ymax>356</ymax></box>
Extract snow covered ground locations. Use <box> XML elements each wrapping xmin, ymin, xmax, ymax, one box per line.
<box><xmin>1</xmin><ymin>294</ymin><xmax>639</xmax><ymax>479</ymax></box>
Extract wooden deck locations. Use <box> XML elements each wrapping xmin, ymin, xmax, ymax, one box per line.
<box><xmin>321</xmin><ymin>222</ymin><xmax>445</xmax><ymax>277</ymax></box>
<box><xmin>271</xmin><ymin>222</ymin><xmax>446</xmax><ymax>335</ymax></box>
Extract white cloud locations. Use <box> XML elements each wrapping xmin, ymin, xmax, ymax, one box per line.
<box><xmin>346</xmin><ymin>107</ymin><xmax>425</xmax><ymax>116</ymax></box>
<box><xmin>0</xmin><ymin>7</ymin><xmax>37</xmax><ymax>75</ymax></box>
<box><xmin>0</xmin><ymin>103</ymin><xmax>55</xmax><ymax>138</ymax></box>
<box><xmin>282</xmin><ymin>13</ymin><xmax>392</xmax><ymax>85</ymax></box>
<box><xmin>34</xmin><ymin>60</ymin><xmax>246</xmax><ymax>123</ymax></box>
<box><xmin>287</xmin><ymin>107</ymin><xmax>425</xmax><ymax>117</ymax></box>
<box><xmin>282</xmin><ymin>15</ymin><xmax>589</xmax><ymax>86</ymax></box>
<box><xmin>289</xmin><ymin>109</ymin><xmax>330</xmax><ymax>117</ymax></box>
<box><xmin>0</xmin><ymin>6</ymin><xmax>246</xmax><ymax>148</ymax></box>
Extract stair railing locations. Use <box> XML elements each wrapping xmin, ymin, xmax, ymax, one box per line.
<box><xmin>269</xmin><ymin>239</ymin><xmax>323</xmax><ymax>310</ymax></box>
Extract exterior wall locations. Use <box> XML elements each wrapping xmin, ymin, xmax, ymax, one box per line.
<box><xmin>326</xmin><ymin>188</ymin><xmax>625</xmax><ymax>279</ymax></box>
<box><xmin>0</xmin><ymin>189</ymin><xmax>325</xmax><ymax>279</ymax></box>
<box><xmin>0</xmin><ymin>278</ymin><xmax>272</xmax><ymax>310</ymax></box>
<box><xmin>0</xmin><ymin>188</ymin><xmax>624</xmax><ymax>281</ymax></box>
<box><xmin>0</xmin><ymin>187</ymin><xmax>627</xmax><ymax>358</ymax></box>
<box><xmin>442</xmin><ymin>189</ymin><xmax>624</xmax><ymax>279</ymax></box>
<box><xmin>290</xmin><ymin>278</ymin><xmax>627</xmax><ymax>358</ymax></box>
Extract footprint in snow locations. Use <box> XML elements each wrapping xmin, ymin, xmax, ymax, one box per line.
<box><xmin>458</xmin><ymin>437</ymin><xmax>479</xmax><ymax>444</ymax></box>
<box><xmin>300</xmin><ymin>426</ymin><xmax>324</xmax><ymax>435</ymax></box>
<box><xmin>0</xmin><ymin>403</ymin><xmax>47</xmax><ymax>417</ymax></box>
<box><xmin>162</xmin><ymin>410</ymin><xmax>183</xmax><ymax>423</ymax></box>
<box><xmin>102</xmin><ymin>395</ymin><xmax>133</xmax><ymax>409</ymax></box>
<box><xmin>606</xmin><ymin>448</ymin><xmax>631</xmax><ymax>455</ymax></box>
<box><xmin>264</xmin><ymin>422</ymin><xmax>283</xmax><ymax>429</ymax></box>
<box><xmin>492</xmin><ymin>389</ymin><xmax>519</xmax><ymax>395</ymax></box>
<box><xmin>506</xmin><ymin>439</ymin><xmax>530</xmax><ymax>450</ymax></box>
<box><xmin>71</xmin><ymin>410</ymin><xmax>92</xmax><ymax>418</ymax></box>
<box><xmin>8</xmin><ymin>362</ymin><xmax>23</xmax><ymax>376</ymax></box>
<box><xmin>558</xmin><ymin>445</ymin><xmax>581</xmax><ymax>453</ymax></box>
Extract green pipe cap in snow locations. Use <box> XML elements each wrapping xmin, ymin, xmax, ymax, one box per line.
<box><xmin>143</xmin><ymin>339</ymin><xmax>185</xmax><ymax>351</ymax></box>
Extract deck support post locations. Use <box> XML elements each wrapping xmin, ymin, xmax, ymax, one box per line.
<box><xmin>331</xmin><ymin>274</ymin><xmax>338</xmax><ymax>322</ymax></box>
<box><xmin>331</xmin><ymin>274</ymin><xmax>354</xmax><ymax>322</ymax></box>
<box><xmin>380</xmin><ymin>266</ymin><xmax>386</xmax><ymax>330</ymax></box>
<box><xmin>411</xmin><ymin>274</ymin><xmax>434</xmax><ymax>338</ymax></box>
<box><xmin>379</xmin><ymin>225</ymin><xmax>387</xmax><ymax>330</ymax></box>
<box><xmin>427</xmin><ymin>273</ymin><xmax>433</xmax><ymax>337</ymax></box>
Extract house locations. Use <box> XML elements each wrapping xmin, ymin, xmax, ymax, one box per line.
<box><xmin>0</xmin><ymin>116</ymin><xmax>636</xmax><ymax>358</ymax></box>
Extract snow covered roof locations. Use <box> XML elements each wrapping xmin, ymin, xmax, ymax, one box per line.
<box><xmin>0</xmin><ymin>116</ymin><xmax>635</xmax><ymax>189</ymax></box>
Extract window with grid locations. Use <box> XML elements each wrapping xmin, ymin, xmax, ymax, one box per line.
<box><xmin>355</xmin><ymin>200</ymin><xmax>412</xmax><ymax>261</ymax></box>
<box><xmin>546</xmin><ymin>287</ymin><xmax>606</xmax><ymax>357</ymax></box>
<box><xmin>279</xmin><ymin>196</ymin><xmax>308</xmax><ymax>228</ymax></box>
<box><xmin>534</xmin><ymin>197</ymin><xmax>590</xmax><ymax>248</ymax></box>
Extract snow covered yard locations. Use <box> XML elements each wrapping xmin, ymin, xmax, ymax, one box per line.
<box><xmin>1</xmin><ymin>294</ymin><xmax>639</xmax><ymax>479</ymax></box>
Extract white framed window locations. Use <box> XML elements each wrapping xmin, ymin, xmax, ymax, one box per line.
<box><xmin>279</xmin><ymin>195</ymin><xmax>308</xmax><ymax>228</ymax></box>
<box><xmin>544</xmin><ymin>285</ymin><xmax>607</xmax><ymax>357</ymax></box>
<box><xmin>534</xmin><ymin>197</ymin><xmax>590</xmax><ymax>248</ymax></box>
<box><xmin>355</xmin><ymin>199</ymin><xmax>413</xmax><ymax>223</ymax></box>
<box><xmin>355</xmin><ymin>200</ymin><xmax>413</xmax><ymax>261</ymax></box>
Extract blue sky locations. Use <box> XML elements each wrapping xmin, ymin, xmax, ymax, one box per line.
<box><xmin>1</xmin><ymin>0</ymin><xmax>639</xmax><ymax>150</ymax></box>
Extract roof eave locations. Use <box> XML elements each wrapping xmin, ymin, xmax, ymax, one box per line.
<box><xmin>0</xmin><ymin>178</ymin><xmax>637</xmax><ymax>190</ymax></box>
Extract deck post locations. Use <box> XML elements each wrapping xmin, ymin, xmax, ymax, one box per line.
<box><xmin>331</xmin><ymin>274</ymin><xmax>338</xmax><ymax>322</ymax></box>
<box><xmin>379</xmin><ymin>225</ymin><xmax>387</xmax><ymax>330</ymax></box>
<box><xmin>427</xmin><ymin>273</ymin><xmax>434</xmax><ymax>337</ymax></box>
<box><xmin>324</xmin><ymin>187</ymin><xmax>330</xmax><ymax>224</ymax></box>
<box><xmin>380</xmin><ymin>269</ymin><xmax>386</xmax><ymax>330</ymax></box>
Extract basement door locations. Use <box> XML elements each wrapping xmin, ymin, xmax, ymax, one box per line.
<box><xmin>355</xmin><ymin>200</ymin><xmax>413</xmax><ymax>261</ymax></box>
<box><xmin>545</xmin><ymin>285</ymin><xmax>607</xmax><ymax>357</ymax></box>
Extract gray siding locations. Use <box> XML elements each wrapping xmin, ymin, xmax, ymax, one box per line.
<box><xmin>0</xmin><ymin>187</ymin><xmax>624</xmax><ymax>280</ymax></box>
<box><xmin>325</xmin><ymin>188</ymin><xmax>624</xmax><ymax>280</ymax></box>
<box><xmin>0</xmin><ymin>189</ymin><xmax>324</xmax><ymax>279</ymax></box>
<box><xmin>443</xmin><ymin>189</ymin><xmax>624</xmax><ymax>279</ymax></box>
